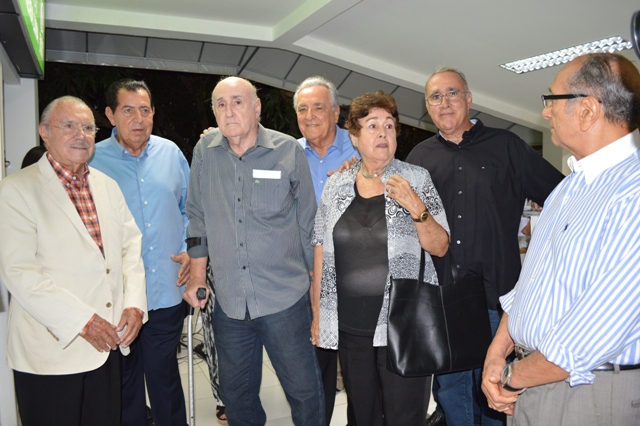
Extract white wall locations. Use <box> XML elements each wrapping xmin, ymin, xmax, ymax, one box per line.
<box><xmin>3</xmin><ymin>78</ymin><xmax>39</xmax><ymax>177</ymax></box>
<box><xmin>0</xmin><ymin>41</ymin><xmax>40</xmax><ymax>426</ymax></box>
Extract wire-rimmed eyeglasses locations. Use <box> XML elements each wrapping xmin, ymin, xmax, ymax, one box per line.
<box><xmin>427</xmin><ymin>90</ymin><xmax>468</xmax><ymax>106</ymax></box>
<box><xmin>51</xmin><ymin>121</ymin><xmax>99</xmax><ymax>137</ymax></box>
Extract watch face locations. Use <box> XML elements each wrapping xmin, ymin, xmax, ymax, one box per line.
<box><xmin>500</xmin><ymin>364</ymin><xmax>509</xmax><ymax>384</ymax></box>
<box><xmin>420</xmin><ymin>211</ymin><xmax>429</xmax><ymax>222</ymax></box>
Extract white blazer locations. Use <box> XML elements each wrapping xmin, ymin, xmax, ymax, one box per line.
<box><xmin>0</xmin><ymin>156</ymin><xmax>147</xmax><ymax>375</ymax></box>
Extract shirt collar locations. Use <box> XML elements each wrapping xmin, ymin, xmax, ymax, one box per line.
<box><xmin>438</xmin><ymin>118</ymin><xmax>480</xmax><ymax>144</ymax></box>
<box><xmin>300</xmin><ymin>125</ymin><xmax>346</xmax><ymax>153</ymax></box>
<box><xmin>47</xmin><ymin>152</ymin><xmax>90</xmax><ymax>184</ymax></box>
<box><xmin>567</xmin><ymin>129</ymin><xmax>640</xmax><ymax>184</ymax></box>
<box><xmin>207</xmin><ymin>124</ymin><xmax>274</xmax><ymax>151</ymax></box>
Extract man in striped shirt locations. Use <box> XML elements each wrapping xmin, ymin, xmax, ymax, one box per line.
<box><xmin>482</xmin><ymin>53</ymin><xmax>640</xmax><ymax>425</ymax></box>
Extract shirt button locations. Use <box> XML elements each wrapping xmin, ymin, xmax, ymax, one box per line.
<box><xmin>149</xmin><ymin>246</ymin><xmax>154</xmax><ymax>250</ymax></box>
<box><xmin>106</xmin><ymin>302</ymin><xmax>112</xmax><ymax>308</ymax></box>
<box><xmin>152</xmin><ymin>269</ymin><xmax>156</xmax><ymax>273</ymax></box>
<box><xmin>144</xmin><ymin>201</ymin><xmax>148</xmax><ymax>205</ymax></box>
<box><xmin>239</xmin><ymin>220</ymin><xmax>242</xmax><ymax>223</ymax></box>
<box><xmin>238</xmin><ymin>198</ymin><xmax>241</xmax><ymax>202</ymax></box>
<box><xmin>458</xmin><ymin>167</ymin><xmax>462</xmax><ymax>170</ymax></box>
<box><xmin>147</xmin><ymin>223</ymin><xmax>151</xmax><ymax>227</ymax></box>
<box><xmin>458</xmin><ymin>191</ymin><xmax>462</xmax><ymax>195</ymax></box>
<box><xmin>456</xmin><ymin>240</ymin><xmax>461</xmax><ymax>244</ymax></box>
<box><xmin>456</xmin><ymin>264</ymin><xmax>460</xmax><ymax>268</ymax></box>
<box><xmin>320</xmin><ymin>160</ymin><xmax>323</xmax><ymax>163</ymax></box>
<box><xmin>106</xmin><ymin>268</ymin><xmax>110</xmax><ymax>274</ymax></box>
<box><xmin>238</xmin><ymin>177</ymin><xmax>241</xmax><ymax>181</ymax></box>
<box><xmin>242</xmin><ymin>266</ymin><xmax>246</xmax><ymax>270</ymax></box>
<box><xmin>240</xmin><ymin>242</ymin><xmax>244</xmax><ymax>247</ymax></box>
<box><xmin>239</xmin><ymin>157</ymin><xmax>242</xmax><ymax>161</ymax></box>
<box><xmin>457</xmin><ymin>215</ymin><xmax>462</xmax><ymax>219</ymax></box>
<box><xmin>140</xmin><ymin>178</ymin><xmax>144</xmax><ymax>182</ymax></box>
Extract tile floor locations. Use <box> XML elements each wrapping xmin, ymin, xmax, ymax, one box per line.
<box><xmin>175</xmin><ymin>313</ymin><xmax>435</xmax><ymax>425</ymax></box>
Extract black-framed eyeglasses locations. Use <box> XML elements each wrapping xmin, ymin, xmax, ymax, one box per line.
<box><xmin>541</xmin><ymin>94</ymin><xmax>589</xmax><ymax>108</ymax></box>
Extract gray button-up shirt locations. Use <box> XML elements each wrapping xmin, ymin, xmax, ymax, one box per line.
<box><xmin>186</xmin><ymin>124</ymin><xmax>316</xmax><ymax>320</ymax></box>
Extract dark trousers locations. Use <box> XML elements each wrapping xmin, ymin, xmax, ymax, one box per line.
<box><xmin>14</xmin><ymin>350</ymin><xmax>121</xmax><ymax>426</ymax></box>
<box><xmin>213</xmin><ymin>293</ymin><xmax>325</xmax><ymax>426</ymax></box>
<box><xmin>338</xmin><ymin>331</ymin><xmax>430</xmax><ymax>426</ymax></box>
<box><xmin>122</xmin><ymin>301</ymin><xmax>188</xmax><ymax>426</ymax></box>
<box><xmin>316</xmin><ymin>347</ymin><xmax>338</xmax><ymax>425</ymax></box>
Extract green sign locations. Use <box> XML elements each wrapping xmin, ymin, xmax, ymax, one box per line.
<box><xmin>15</xmin><ymin>0</ymin><xmax>45</xmax><ymax>75</ymax></box>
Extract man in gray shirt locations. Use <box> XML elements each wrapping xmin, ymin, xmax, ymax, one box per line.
<box><xmin>183</xmin><ymin>76</ymin><xmax>324</xmax><ymax>426</ymax></box>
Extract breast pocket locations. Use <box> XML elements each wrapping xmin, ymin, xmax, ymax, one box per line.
<box><xmin>251</xmin><ymin>178</ymin><xmax>291</xmax><ymax>217</ymax></box>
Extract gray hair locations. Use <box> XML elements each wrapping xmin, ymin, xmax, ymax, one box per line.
<box><xmin>293</xmin><ymin>76</ymin><xmax>339</xmax><ymax>109</ymax></box>
<box><xmin>566</xmin><ymin>53</ymin><xmax>640</xmax><ymax>129</ymax></box>
<box><xmin>425</xmin><ymin>67</ymin><xmax>470</xmax><ymax>93</ymax></box>
<box><xmin>40</xmin><ymin>96</ymin><xmax>90</xmax><ymax>129</ymax></box>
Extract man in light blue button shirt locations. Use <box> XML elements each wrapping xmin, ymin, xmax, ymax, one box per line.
<box><xmin>294</xmin><ymin>76</ymin><xmax>359</xmax><ymax>425</ymax></box>
<box><xmin>91</xmin><ymin>80</ymin><xmax>190</xmax><ymax>426</ymax></box>
<box><xmin>295</xmin><ymin>76</ymin><xmax>360</xmax><ymax>205</ymax></box>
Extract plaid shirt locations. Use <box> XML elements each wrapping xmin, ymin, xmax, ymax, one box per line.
<box><xmin>47</xmin><ymin>153</ymin><xmax>104</xmax><ymax>256</ymax></box>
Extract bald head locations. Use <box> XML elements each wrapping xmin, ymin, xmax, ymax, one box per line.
<box><xmin>211</xmin><ymin>76</ymin><xmax>262</xmax><ymax>147</ymax></box>
<box><xmin>565</xmin><ymin>53</ymin><xmax>640</xmax><ymax>130</ymax></box>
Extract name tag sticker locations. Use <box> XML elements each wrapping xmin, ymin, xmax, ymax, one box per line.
<box><xmin>253</xmin><ymin>169</ymin><xmax>281</xmax><ymax>179</ymax></box>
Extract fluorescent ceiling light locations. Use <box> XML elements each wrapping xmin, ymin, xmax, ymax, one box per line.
<box><xmin>500</xmin><ymin>36</ymin><xmax>633</xmax><ymax>74</ymax></box>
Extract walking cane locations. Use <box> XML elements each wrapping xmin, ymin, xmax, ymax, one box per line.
<box><xmin>188</xmin><ymin>287</ymin><xmax>207</xmax><ymax>426</ymax></box>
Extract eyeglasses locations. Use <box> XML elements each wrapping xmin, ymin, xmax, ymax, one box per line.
<box><xmin>51</xmin><ymin>121</ymin><xmax>99</xmax><ymax>137</ymax></box>
<box><xmin>541</xmin><ymin>94</ymin><xmax>589</xmax><ymax>108</ymax></box>
<box><xmin>427</xmin><ymin>90</ymin><xmax>468</xmax><ymax>106</ymax></box>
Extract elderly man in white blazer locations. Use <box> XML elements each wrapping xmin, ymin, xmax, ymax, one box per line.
<box><xmin>0</xmin><ymin>96</ymin><xmax>147</xmax><ymax>426</ymax></box>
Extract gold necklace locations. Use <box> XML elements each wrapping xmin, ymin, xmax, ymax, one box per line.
<box><xmin>360</xmin><ymin>163</ymin><xmax>385</xmax><ymax>179</ymax></box>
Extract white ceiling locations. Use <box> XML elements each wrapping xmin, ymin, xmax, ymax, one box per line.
<box><xmin>44</xmin><ymin>0</ymin><xmax>640</xmax><ymax>136</ymax></box>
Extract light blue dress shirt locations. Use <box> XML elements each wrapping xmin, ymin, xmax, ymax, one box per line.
<box><xmin>91</xmin><ymin>130</ymin><xmax>189</xmax><ymax>310</ymax></box>
<box><xmin>298</xmin><ymin>126</ymin><xmax>360</xmax><ymax>203</ymax></box>
<box><xmin>501</xmin><ymin>130</ymin><xmax>640</xmax><ymax>386</ymax></box>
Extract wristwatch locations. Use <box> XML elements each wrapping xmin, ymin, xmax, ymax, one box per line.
<box><xmin>412</xmin><ymin>210</ymin><xmax>430</xmax><ymax>223</ymax></box>
<box><xmin>500</xmin><ymin>362</ymin><xmax>526</xmax><ymax>393</ymax></box>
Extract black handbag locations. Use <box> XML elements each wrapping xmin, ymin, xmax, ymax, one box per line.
<box><xmin>387</xmin><ymin>250</ymin><xmax>492</xmax><ymax>377</ymax></box>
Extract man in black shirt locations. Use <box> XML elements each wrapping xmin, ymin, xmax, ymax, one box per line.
<box><xmin>406</xmin><ymin>68</ymin><xmax>564</xmax><ymax>426</ymax></box>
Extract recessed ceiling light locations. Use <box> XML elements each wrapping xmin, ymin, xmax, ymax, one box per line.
<box><xmin>500</xmin><ymin>36</ymin><xmax>633</xmax><ymax>74</ymax></box>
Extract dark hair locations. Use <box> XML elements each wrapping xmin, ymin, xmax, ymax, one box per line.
<box><xmin>106</xmin><ymin>79</ymin><xmax>154</xmax><ymax>111</ymax></box>
<box><xmin>345</xmin><ymin>91</ymin><xmax>401</xmax><ymax>136</ymax></box>
<box><xmin>21</xmin><ymin>145</ymin><xmax>47</xmax><ymax>169</ymax></box>
<box><xmin>567</xmin><ymin>53</ymin><xmax>640</xmax><ymax>129</ymax></box>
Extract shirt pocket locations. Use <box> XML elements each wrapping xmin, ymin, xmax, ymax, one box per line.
<box><xmin>251</xmin><ymin>178</ymin><xmax>291</xmax><ymax>217</ymax></box>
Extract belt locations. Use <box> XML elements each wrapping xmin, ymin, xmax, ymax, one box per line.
<box><xmin>514</xmin><ymin>346</ymin><xmax>640</xmax><ymax>372</ymax></box>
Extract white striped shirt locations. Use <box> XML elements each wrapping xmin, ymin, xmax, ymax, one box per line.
<box><xmin>501</xmin><ymin>130</ymin><xmax>640</xmax><ymax>386</ymax></box>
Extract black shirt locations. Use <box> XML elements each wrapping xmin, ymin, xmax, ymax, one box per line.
<box><xmin>333</xmin><ymin>183</ymin><xmax>388</xmax><ymax>336</ymax></box>
<box><xmin>405</xmin><ymin>120</ymin><xmax>564</xmax><ymax>309</ymax></box>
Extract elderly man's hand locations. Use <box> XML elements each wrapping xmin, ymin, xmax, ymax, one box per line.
<box><xmin>183</xmin><ymin>278</ymin><xmax>209</xmax><ymax>309</ymax></box>
<box><xmin>482</xmin><ymin>355</ymin><xmax>519</xmax><ymax>415</ymax></box>
<box><xmin>171</xmin><ymin>251</ymin><xmax>191</xmax><ymax>286</ymax></box>
<box><xmin>116</xmin><ymin>308</ymin><xmax>144</xmax><ymax>348</ymax></box>
<box><xmin>327</xmin><ymin>156</ymin><xmax>358</xmax><ymax>176</ymax></box>
<box><xmin>82</xmin><ymin>315</ymin><xmax>120</xmax><ymax>353</ymax></box>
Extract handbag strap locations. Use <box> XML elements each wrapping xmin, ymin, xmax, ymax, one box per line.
<box><xmin>418</xmin><ymin>249</ymin><xmax>426</xmax><ymax>284</ymax></box>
